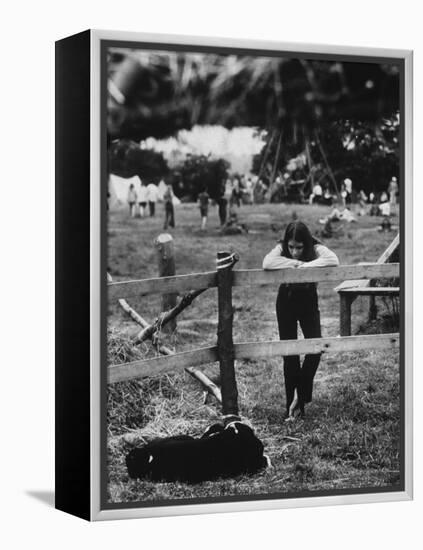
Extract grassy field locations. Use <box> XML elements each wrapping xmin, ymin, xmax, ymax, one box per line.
<box><xmin>106</xmin><ymin>201</ymin><xmax>401</xmax><ymax>504</ymax></box>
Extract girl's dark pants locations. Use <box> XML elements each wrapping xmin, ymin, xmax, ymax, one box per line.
<box><xmin>276</xmin><ymin>284</ymin><xmax>321</xmax><ymax>414</ymax></box>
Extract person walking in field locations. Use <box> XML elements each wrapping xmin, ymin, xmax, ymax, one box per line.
<box><xmin>245</xmin><ymin>177</ymin><xmax>254</xmax><ymax>204</ymax></box>
<box><xmin>388</xmin><ymin>176</ymin><xmax>398</xmax><ymax>205</ymax></box>
<box><xmin>309</xmin><ymin>182</ymin><xmax>323</xmax><ymax>205</ymax></box>
<box><xmin>263</xmin><ymin>221</ymin><xmax>339</xmax><ymax>421</ymax></box>
<box><xmin>138</xmin><ymin>180</ymin><xmax>148</xmax><ymax>217</ymax></box>
<box><xmin>217</xmin><ymin>196</ymin><xmax>228</xmax><ymax>226</ymax></box>
<box><xmin>198</xmin><ymin>188</ymin><xmax>210</xmax><ymax>230</ymax></box>
<box><xmin>127</xmin><ymin>183</ymin><xmax>137</xmax><ymax>217</ymax></box>
<box><xmin>163</xmin><ymin>182</ymin><xmax>175</xmax><ymax>229</ymax></box>
<box><xmin>358</xmin><ymin>189</ymin><xmax>368</xmax><ymax>216</ymax></box>
<box><xmin>231</xmin><ymin>177</ymin><xmax>241</xmax><ymax>208</ymax></box>
<box><xmin>146</xmin><ymin>181</ymin><xmax>159</xmax><ymax>217</ymax></box>
<box><xmin>344</xmin><ymin>178</ymin><xmax>353</xmax><ymax>205</ymax></box>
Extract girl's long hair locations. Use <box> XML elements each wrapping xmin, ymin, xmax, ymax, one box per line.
<box><xmin>281</xmin><ymin>221</ymin><xmax>320</xmax><ymax>262</ymax></box>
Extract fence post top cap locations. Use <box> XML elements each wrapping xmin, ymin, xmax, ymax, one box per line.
<box><xmin>156</xmin><ymin>233</ymin><xmax>173</xmax><ymax>244</ymax></box>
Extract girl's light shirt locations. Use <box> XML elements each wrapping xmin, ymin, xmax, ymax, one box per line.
<box><xmin>262</xmin><ymin>244</ymin><xmax>339</xmax><ymax>270</ymax></box>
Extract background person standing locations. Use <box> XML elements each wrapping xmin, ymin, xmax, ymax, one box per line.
<box><xmin>198</xmin><ymin>188</ymin><xmax>210</xmax><ymax>230</ymax></box>
<box><xmin>146</xmin><ymin>181</ymin><xmax>159</xmax><ymax>217</ymax></box>
<box><xmin>127</xmin><ymin>183</ymin><xmax>137</xmax><ymax>217</ymax></box>
<box><xmin>138</xmin><ymin>180</ymin><xmax>148</xmax><ymax>217</ymax></box>
<box><xmin>388</xmin><ymin>176</ymin><xmax>399</xmax><ymax>205</ymax></box>
<box><xmin>344</xmin><ymin>178</ymin><xmax>353</xmax><ymax>205</ymax></box>
<box><xmin>309</xmin><ymin>183</ymin><xmax>323</xmax><ymax>205</ymax></box>
<box><xmin>163</xmin><ymin>183</ymin><xmax>175</xmax><ymax>229</ymax></box>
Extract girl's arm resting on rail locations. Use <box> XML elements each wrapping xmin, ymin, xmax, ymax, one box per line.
<box><xmin>298</xmin><ymin>244</ymin><xmax>339</xmax><ymax>268</ymax></box>
<box><xmin>262</xmin><ymin>245</ymin><xmax>300</xmax><ymax>269</ymax></box>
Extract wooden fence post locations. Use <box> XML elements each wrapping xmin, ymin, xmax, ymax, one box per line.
<box><xmin>368</xmin><ymin>279</ymin><xmax>378</xmax><ymax>321</ymax></box>
<box><xmin>216</xmin><ymin>251</ymin><xmax>240</xmax><ymax>423</ymax></box>
<box><xmin>155</xmin><ymin>233</ymin><xmax>177</xmax><ymax>334</ymax></box>
<box><xmin>340</xmin><ymin>293</ymin><xmax>352</xmax><ymax>336</ymax></box>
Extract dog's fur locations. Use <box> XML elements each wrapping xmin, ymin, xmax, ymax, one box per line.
<box><xmin>125</xmin><ymin>422</ymin><xmax>268</xmax><ymax>483</ymax></box>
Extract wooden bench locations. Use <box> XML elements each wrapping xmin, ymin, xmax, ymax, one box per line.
<box><xmin>335</xmin><ymin>234</ymin><xmax>400</xmax><ymax>336</ymax></box>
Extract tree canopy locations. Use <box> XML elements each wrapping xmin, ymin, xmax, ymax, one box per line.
<box><xmin>107</xmin><ymin>48</ymin><xmax>401</xmax><ymax>197</ymax></box>
<box><xmin>107</xmin><ymin>49</ymin><xmax>400</xmax><ymax>141</ymax></box>
<box><xmin>252</xmin><ymin>113</ymin><xmax>400</xmax><ymax>195</ymax></box>
<box><xmin>108</xmin><ymin>139</ymin><xmax>169</xmax><ymax>181</ymax></box>
<box><xmin>178</xmin><ymin>155</ymin><xmax>229</xmax><ymax>200</ymax></box>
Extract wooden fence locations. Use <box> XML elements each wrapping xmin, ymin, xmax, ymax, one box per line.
<box><xmin>108</xmin><ymin>262</ymin><xmax>400</xmax><ymax>394</ymax></box>
<box><xmin>335</xmin><ymin>234</ymin><xmax>400</xmax><ymax>335</ymax></box>
<box><xmin>108</xmin><ymin>263</ymin><xmax>399</xmax><ymax>301</ymax></box>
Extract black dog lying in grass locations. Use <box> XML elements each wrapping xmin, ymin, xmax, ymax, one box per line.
<box><xmin>125</xmin><ymin>421</ymin><xmax>270</xmax><ymax>483</ymax></box>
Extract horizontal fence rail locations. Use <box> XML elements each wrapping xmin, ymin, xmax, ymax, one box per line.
<box><xmin>234</xmin><ymin>333</ymin><xmax>399</xmax><ymax>359</ymax></box>
<box><xmin>108</xmin><ymin>271</ymin><xmax>217</xmax><ymax>300</ymax></box>
<box><xmin>338</xmin><ymin>286</ymin><xmax>400</xmax><ymax>296</ymax></box>
<box><xmin>108</xmin><ymin>333</ymin><xmax>399</xmax><ymax>384</ymax></box>
<box><xmin>108</xmin><ymin>346</ymin><xmax>218</xmax><ymax>383</ymax></box>
<box><xmin>108</xmin><ymin>263</ymin><xmax>399</xmax><ymax>300</ymax></box>
<box><xmin>234</xmin><ymin>263</ymin><xmax>399</xmax><ymax>288</ymax></box>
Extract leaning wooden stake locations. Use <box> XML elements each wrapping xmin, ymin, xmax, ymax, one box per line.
<box><xmin>107</xmin><ymin>272</ymin><xmax>173</xmax><ymax>355</ymax></box>
<box><xmin>216</xmin><ymin>251</ymin><xmax>240</xmax><ymax>423</ymax></box>
<box><xmin>107</xmin><ymin>272</ymin><xmax>220</xmax><ymax>399</ymax></box>
<box><xmin>368</xmin><ymin>233</ymin><xmax>400</xmax><ymax>322</ymax></box>
<box><xmin>115</xmin><ymin>294</ymin><xmax>150</xmax><ymax>327</ymax></box>
<box><xmin>155</xmin><ymin>233</ymin><xmax>177</xmax><ymax>334</ymax></box>
<box><xmin>135</xmin><ymin>288</ymin><xmax>207</xmax><ymax>343</ymax></box>
<box><xmin>107</xmin><ymin>273</ymin><xmax>148</xmax><ymax>324</ymax></box>
<box><xmin>185</xmin><ymin>367</ymin><xmax>222</xmax><ymax>403</ymax></box>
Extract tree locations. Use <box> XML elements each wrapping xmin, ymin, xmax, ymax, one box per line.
<box><xmin>178</xmin><ymin>155</ymin><xmax>229</xmax><ymax>200</ymax></box>
<box><xmin>108</xmin><ymin>139</ymin><xmax>169</xmax><ymax>181</ymax></box>
<box><xmin>252</xmin><ymin>113</ymin><xmax>400</xmax><ymax>197</ymax></box>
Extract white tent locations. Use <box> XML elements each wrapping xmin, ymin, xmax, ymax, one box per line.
<box><xmin>108</xmin><ymin>174</ymin><xmax>142</xmax><ymax>210</ymax></box>
<box><xmin>108</xmin><ymin>174</ymin><xmax>181</xmax><ymax>209</ymax></box>
<box><xmin>157</xmin><ymin>179</ymin><xmax>181</xmax><ymax>205</ymax></box>
<box><xmin>107</xmin><ymin>175</ymin><xmax>119</xmax><ymax>209</ymax></box>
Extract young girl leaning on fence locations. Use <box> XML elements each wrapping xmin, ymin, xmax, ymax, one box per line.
<box><xmin>263</xmin><ymin>221</ymin><xmax>339</xmax><ymax>421</ymax></box>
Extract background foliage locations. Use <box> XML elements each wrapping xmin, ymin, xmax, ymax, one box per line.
<box><xmin>107</xmin><ymin>50</ymin><xmax>400</xmax><ymax>140</ymax></box>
